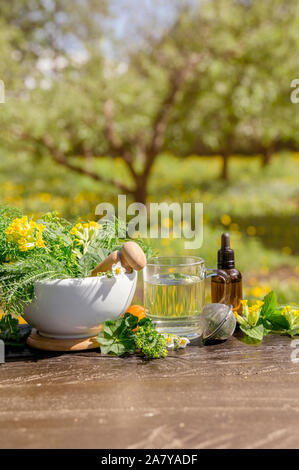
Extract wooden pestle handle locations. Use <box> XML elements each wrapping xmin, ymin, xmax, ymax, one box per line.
<box><xmin>91</xmin><ymin>241</ymin><xmax>146</xmax><ymax>277</ymax></box>
<box><xmin>91</xmin><ymin>250</ymin><xmax>119</xmax><ymax>277</ymax></box>
<box><xmin>120</xmin><ymin>241</ymin><xmax>147</xmax><ymax>272</ymax></box>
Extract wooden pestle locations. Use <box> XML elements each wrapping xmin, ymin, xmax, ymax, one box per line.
<box><xmin>91</xmin><ymin>241</ymin><xmax>147</xmax><ymax>277</ymax></box>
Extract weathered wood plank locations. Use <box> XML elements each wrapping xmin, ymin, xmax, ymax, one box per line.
<box><xmin>0</xmin><ymin>335</ymin><xmax>299</xmax><ymax>449</ymax></box>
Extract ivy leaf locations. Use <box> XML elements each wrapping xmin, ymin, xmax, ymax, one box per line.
<box><xmin>260</xmin><ymin>291</ymin><xmax>277</xmax><ymax>318</ymax></box>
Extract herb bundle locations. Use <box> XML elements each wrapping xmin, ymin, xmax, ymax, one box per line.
<box><xmin>0</xmin><ymin>205</ymin><xmax>154</xmax><ymax>319</ymax></box>
<box><xmin>97</xmin><ymin>313</ymin><xmax>189</xmax><ymax>359</ymax></box>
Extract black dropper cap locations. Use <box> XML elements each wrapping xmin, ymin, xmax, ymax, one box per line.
<box><xmin>217</xmin><ymin>233</ymin><xmax>235</xmax><ymax>269</ymax></box>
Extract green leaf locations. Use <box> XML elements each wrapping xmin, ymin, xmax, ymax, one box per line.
<box><xmin>119</xmin><ymin>337</ymin><xmax>136</xmax><ymax>354</ymax></box>
<box><xmin>97</xmin><ymin>334</ymin><xmax>114</xmax><ymax>346</ymax></box>
<box><xmin>109</xmin><ymin>343</ymin><xmax>127</xmax><ymax>356</ymax></box>
<box><xmin>113</xmin><ymin>318</ymin><xmax>127</xmax><ymax>337</ymax></box>
<box><xmin>265</xmin><ymin>313</ymin><xmax>290</xmax><ymax>331</ymax></box>
<box><xmin>103</xmin><ymin>320</ymin><xmax>116</xmax><ymax>336</ymax></box>
<box><xmin>99</xmin><ymin>344</ymin><xmax>116</xmax><ymax>355</ymax></box>
<box><xmin>238</xmin><ymin>335</ymin><xmax>262</xmax><ymax>345</ymax></box>
<box><xmin>138</xmin><ymin>317</ymin><xmax>152</xmax><ymax>328</ymax></box>
<box><xmin>240</xmin><ymin>324</ymin><xmax>264</xmax><ymax>341</ymax></box>
<box><xmin>123</xmin><ymin>313</ymin><xmax>138</xmax><ymax>330</ymax></box>
<box><xmin>96</xmin><ymin>316</ymin><xmax>137</xmax><ymax>356</ymax></box>
<box><xmin>288</xmin><ymin>327</ymin><xmax>299</xmax><ymax>337</ymax></box>
<box><xmin>260</xmin><ymin>291</ymin><xmax>277</xmax><ymax>318</ymax></box>
<box><xmin>0</xmin><ymin>314</ymin><xmax>27</xmax><ymax>347</ymax></box>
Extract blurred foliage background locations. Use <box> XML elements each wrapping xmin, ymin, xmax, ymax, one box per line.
<box><xmin>0</xmin><ymin>0</ymin><xmax>298</xmax><ymax>304</ymax></box>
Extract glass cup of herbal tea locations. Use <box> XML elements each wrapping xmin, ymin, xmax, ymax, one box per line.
<box><xmin>143</xmin><ymin>256</ymin><xmax>231</xmax><ymax>339</ymax></box>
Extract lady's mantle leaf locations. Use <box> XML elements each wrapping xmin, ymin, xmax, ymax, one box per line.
<box><xmin>97</xmin><ymin>315</ymin><xmax>137</xmax><ymax>356</ymax></box>
<box><xmin>103</xmin><ymin>320</ymin><xmax>116</xmax><ymax>337</ymax></box>
<box><xmin>123</xmin><ymin>312</ymin><xmax>138</xmax><ymax>329</ymax></box>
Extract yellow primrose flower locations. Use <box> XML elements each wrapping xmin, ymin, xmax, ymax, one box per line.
<box><xmin>37</xmin><ymin>223</ymin><xmax>46</xmax><ymax>232</ymax></box>
<box><xmin>30</xmin><ymin>221</ymin><xmax>38</xmax><ymax>230</ymax></box>
<box><xmin>237</xmin><ymin>298</ymin><xmax>264</xmax><ymax>328</ymax></box>
<box><xmin>282</xmin><ymin>306</ymin><xmax>292</xmax><ymax>315</ymax></box>
<box><xmin>36</xmin><ymin>237</ymin><xmax>45</xmax><ymax>248</ymax></box>
<box><xmin>19</xmin><ymin>241</ymin><xmax>32</xmax><ymax>252</ymax></box>
<box><xmin>89</xmin><ymin>221</ymin><xmax>101</xmax><ymax>231</ymax></box>
<box><xmin>71</xmin><ymin>222</ymin><xmax>100</xmax><ymax>258</ymax></box>
<box><xmin>248</xmin><ymin>308</ymin><xmax>260</xmax><ymax>326</ymax></box>
<box><xmin>6</xmin><ymin>216</ymin><xmax>46</xmax><ymax>251</ymax></box>
<box><xmin>234</xmin><ymin>310</ymin><xmax>247</xmax><ymax>325</ymax></box>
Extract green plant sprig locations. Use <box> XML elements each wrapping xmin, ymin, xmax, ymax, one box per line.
<box><xmin>97</xmin><ymin>313</ymin><xmax>168</xmax><ymax>359</ymax></box>
<box><xmin>235</xmin><ymin>291</ymin><xmax>299</xmax><ymax>342</ymax></box>
<box><xmin>0</xmin><ymin>314</ymin><xmax>29</xmax><ymax>348</ymax></box>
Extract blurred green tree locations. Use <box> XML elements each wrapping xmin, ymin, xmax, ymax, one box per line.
<box><xmin>163</xmin><ymin>0</ymin><xmax>299</xmax><ymax>178</ymax></box>
<box><xmin>0</xmin><ymin>0</ymin><xmax>108</xmax><ymax>58</ymax></box>
<box><xmin>1</xmin><ymin>0</ymin><xmax>299</xmax><ymax>201</ymax></box>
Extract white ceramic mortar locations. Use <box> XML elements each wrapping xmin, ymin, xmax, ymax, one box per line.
<box><xmin>23</xmin><ymin>271</ymin><xmax>137</xmax><ymax>339</ymax></box>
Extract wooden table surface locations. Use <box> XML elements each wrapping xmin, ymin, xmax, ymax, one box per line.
<box><xmin>1</xmin><ymin>331</ymin><xmax>299</xmax><ymax>449</ymax></box>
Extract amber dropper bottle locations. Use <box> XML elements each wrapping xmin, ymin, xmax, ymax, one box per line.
<box><xmin>211</xmin><ymin>233</ymin><xmax>243</xmax><ymax>313</ymax></box>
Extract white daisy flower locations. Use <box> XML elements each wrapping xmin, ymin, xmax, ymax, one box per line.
<box><xmin>163</xmin><ymin>334</ymin><xmax>175</xmax><ymax>348</ymax></box>
<box><xmin>112</xmin><ymin>261</ymin><xmax>126</xmax><ymax>277</ymax></box>
<box><xmin>177</xmin><ymin>337</ymin><xmax>190</xmax><ymax>349</ymax></box>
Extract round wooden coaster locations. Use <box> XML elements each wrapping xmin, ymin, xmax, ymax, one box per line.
<box><xmin>27</xmin><ymin>328</ymin><xmax>102</xmax><ymax>352</ymax></box>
